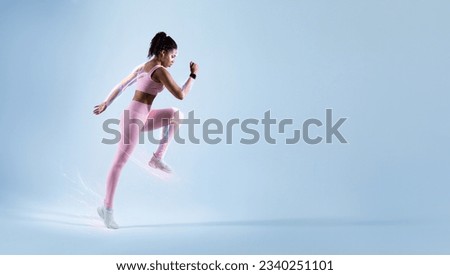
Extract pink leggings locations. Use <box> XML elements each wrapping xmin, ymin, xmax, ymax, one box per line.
<box><xmin>104</xmin><ymin>100</ymin><xmax>181</xmax><ymax>209</ymax></box>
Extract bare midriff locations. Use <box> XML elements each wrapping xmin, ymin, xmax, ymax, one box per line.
<box><xmin>133</xmin><ymin>90</ymin><xmax>156</xmax><ymax>105</ymax></box>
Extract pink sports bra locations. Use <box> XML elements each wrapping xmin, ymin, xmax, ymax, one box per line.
<box><xmin>135</xmin><ymin>64</ymin><xmax>164</xmax><ymax>95</ymax></box>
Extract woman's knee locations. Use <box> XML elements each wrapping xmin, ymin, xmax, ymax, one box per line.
<box><xmin>170</xmin><ymin>107</ymin><xmax>184</xmax><ymax>123</ymax></box>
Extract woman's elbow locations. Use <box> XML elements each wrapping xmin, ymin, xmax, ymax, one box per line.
<box><xmin>169</xmin><ymin>87</ymin><xmax>184</xmax><ymax>100</ymax></box>
<box><xmin>175</xmin><ymin>91</ymin><xmax>184</xmax><ymax>100</ymax></box>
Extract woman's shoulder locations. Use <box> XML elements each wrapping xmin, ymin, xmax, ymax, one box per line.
<box><xmin>138</xmin><ymin>60</ymin><xmax>165</xmax><ymax>73</ymax></box>
<box><xmin>132</xmin><ymin>62</ymin><xmax>147</xmax><ymax>73</ymax></box>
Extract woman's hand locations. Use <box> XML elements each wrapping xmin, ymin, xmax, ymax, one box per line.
<box><xmin>190</xmin><ymin>61</ymin><xmax>199</xmax><ymax>75</ymax></box>
<box><xmin>93</xmin><ymin>102</ymin><xmax>107</xmax><ymax>115</ymax></box>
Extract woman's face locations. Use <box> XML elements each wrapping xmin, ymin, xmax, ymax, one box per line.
<box><xmin>160</xmin><ymin>49</ymin><xmax>178</xmax><ymax>68</ymax></box>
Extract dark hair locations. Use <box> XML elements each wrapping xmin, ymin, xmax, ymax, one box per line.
<box><xmin>148</xmin><ymin>32</ymin><xmax>177</xmax><ymax>58</ymax></box>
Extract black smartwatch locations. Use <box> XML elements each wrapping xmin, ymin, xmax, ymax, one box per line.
<box><xmin>190</xmin><ymin>73</ymin><xmax>197</xmax><ymax>80</ymax></box>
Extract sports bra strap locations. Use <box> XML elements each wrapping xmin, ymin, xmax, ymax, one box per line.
<box><xmin>148</xmin><ymin>64</ymin><xmax>163</xmax><ymax>76</ymax></box>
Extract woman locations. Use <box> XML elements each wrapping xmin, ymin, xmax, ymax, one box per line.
<box><xmin>93</xmin><ymin>32</ymin><xmax>199</xmax><ymax>229</ymax></box>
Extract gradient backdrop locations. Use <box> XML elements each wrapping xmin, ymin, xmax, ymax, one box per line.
<box><xmin>1</xmin><ymin>0</ymin><xmax>450</xmax><ymax>254</ymax></box>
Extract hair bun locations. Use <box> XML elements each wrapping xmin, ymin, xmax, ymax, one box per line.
<box><xmin>155</xmin><ymin>31</ymin><xmax>167</xmax><ymax>39</ymax></box>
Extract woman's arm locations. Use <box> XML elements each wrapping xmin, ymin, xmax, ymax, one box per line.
<box><xmin>155</xmin><ymin>62</ymin><xmax>199</xmax><ymax>100</ymax></box>
<box><xmin>104</xmin><ymin>63</ymin><xmax>144</xmax><ymax>106</ymax></box>
<box><xmin>93</xmin><ymin>64</ymin><xmax>144</xmax><ymax>115</ymax></box>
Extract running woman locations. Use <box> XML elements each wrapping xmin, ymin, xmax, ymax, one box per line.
<box><xmin>93</xmin><ymin>32</ymin><xmax>199</xmax><ymax>229</ymax></box>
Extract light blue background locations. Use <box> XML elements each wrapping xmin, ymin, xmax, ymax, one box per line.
<box><xmin>1</xmin><ymin>0</ymin><xmax>450</xmax><ymax>254</ymax></box>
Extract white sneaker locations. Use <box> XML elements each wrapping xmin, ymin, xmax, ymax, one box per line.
<box><xmin>97</xmin><ymin>206</ymin><xmax>119</xmax><ymax>229</ymax></box>
<box><xmin>148</xmin><ymin>153</ymin><xmax>172</xmax><ymax>173</ymax></box>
